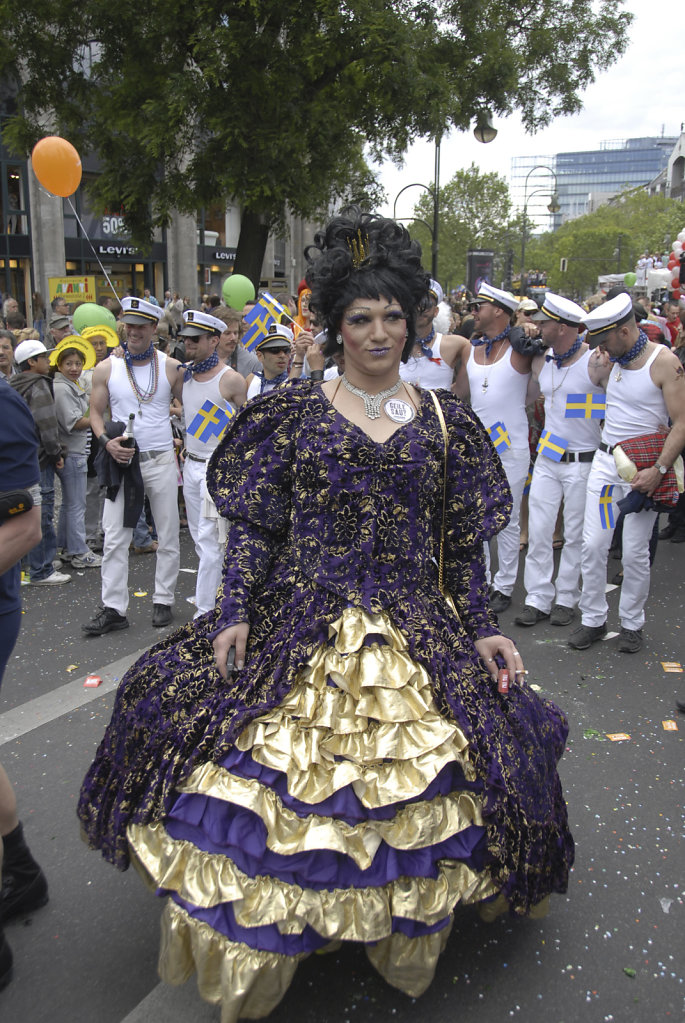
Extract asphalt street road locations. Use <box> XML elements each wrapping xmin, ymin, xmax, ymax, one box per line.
<box><xmin>0</xmin><ymin>530</ymin><xmax>683</xmax><ymax>1023</ymax></box>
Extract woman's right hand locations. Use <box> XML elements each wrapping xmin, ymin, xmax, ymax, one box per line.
<box><xmin>212</xmin><ymin>622</ymin><xmax>250</xmax><ymax>680</ymax></box>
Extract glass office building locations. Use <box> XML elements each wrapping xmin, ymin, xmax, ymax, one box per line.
<box><xmin>511</xmin><ymin>136</ymin><xmax>678</xmax><ymax>232</ymax></box>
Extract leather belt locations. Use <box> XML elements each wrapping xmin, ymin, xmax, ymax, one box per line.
<box><xmin>558</xmin><ymin>450</ymin><xmax>595</xmax><ymax>463</ymax></box>
<box><xmin>138</xmin><ymin>449</ymin><xmax>169</xmax><ymax>462</ymax></box>
<box><xmin>598</xmin><ymin>441</ymin><xmax>614</xmax><ymax>455</ymax></box>
<box><xmin>185</xmin><ymin>452</ymin><xmax>208</xmax><ymax>463</ymax></box>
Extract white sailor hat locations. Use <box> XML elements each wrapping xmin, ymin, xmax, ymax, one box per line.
<box><xmin>428</xmin><ymin>279</ymin><xmax>444</xmax><ymax>304</ymax></box>
<box><xmin>121</xmin><ymin>296</ymin><xmax>162</xmax><ymax>324</ymax></box>
<box><xmin>531</xmin><ymin>292</ymin><xmax>586</xmax><ymax>328</ymax></box>
<box><xmin>583</xmin><ymin>293</ymin><xmax>634</xmax><ymax>336</ymax></box>
<box><xmin>256</xmin><ymin>321</ymin><xmax>294</xmax><ymax>351</ymax></box>
<box><xmin>179</xmin><ymin>309</ymin><xmax>227</xmax><ymax>336</ymax></box>
<box><xmin>474</xmin><ymin>282</ymin><xmax>518</xmax><ymax>314</ymax></box>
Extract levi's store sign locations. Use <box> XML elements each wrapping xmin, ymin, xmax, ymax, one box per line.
<box><xmin>97</xmin><ymin>244</ymin><xmax>139</xmax><ymax>257</ymax></box>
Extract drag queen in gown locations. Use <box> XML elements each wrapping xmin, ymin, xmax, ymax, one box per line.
<box><xmin>78</xmin><ymin>210</ymin><xmax>574</xmax><ymax>1021</ymax></box>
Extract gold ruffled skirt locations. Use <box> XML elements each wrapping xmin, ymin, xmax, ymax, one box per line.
<box><xmin>128</xmin><ymin>607</ymin><xmax>497</xmax><ymax>1022</ymax></box>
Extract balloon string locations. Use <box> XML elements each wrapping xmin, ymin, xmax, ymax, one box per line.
<box><xmin>66</xmin><ymin>197</ymin><xmax>122</xmax><ymax>303</ymax></box>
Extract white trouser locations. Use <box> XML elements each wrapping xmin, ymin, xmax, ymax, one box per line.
<box><xmin>524</xmin><ymin>456</ymin><xmax>592</xmax><ymax>612</ymax></box>
<box><xmin>101</xmin><ymin>450</ymin><xmax>180</xmax><ymax>615</ymax></box>
<box><xmin>182</xmin><ymin>456</ymin><xmax>223</xmax><ymax>615</ymax></box>
<box><xmin>579</xmin><ymin>450</ymin><xmax>657</xmax><ymax>630</ymax></box>
<box><xmin>486</xmin><ymin>446</ymin><xmax>530</xmax><ymax>595</ymax></box>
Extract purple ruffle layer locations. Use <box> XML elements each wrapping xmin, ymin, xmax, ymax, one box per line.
<box><xmin>220</xmin><ymin>747</ymin><xmax>484</xmax><ymax>824</ymax></box>
<box><xmin>171</xmin><ymin>893</ymin><xmax>452</xmax><ymax>955</ymax></box>
<box><xmin>165</xmin><ymin>793</ymin><xmax>488</xmax><ymax>890</ymax></box>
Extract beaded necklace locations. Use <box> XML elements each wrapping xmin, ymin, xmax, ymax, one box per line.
<box><xmin>125</xmin><ymin>350</ymin><xmax>159</xmax><ymax>415</ymax></box>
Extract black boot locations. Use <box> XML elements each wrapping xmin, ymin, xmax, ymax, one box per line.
<box><xmin>1</xmin><ymin>822</ymin><xmax>48</xmax><ymax>921</ymax></box>
<box><xmin>0</xmin><ymin>921</ymin><xmax>12</xmax><ymax>990</ymax></box>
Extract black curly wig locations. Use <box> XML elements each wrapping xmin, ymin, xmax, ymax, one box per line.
<box><xmin>305</xmin><ymin>207</ymin><xmax>430</xmax><ymax>361</ymax></box>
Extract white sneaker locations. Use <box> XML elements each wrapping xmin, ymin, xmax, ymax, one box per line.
<box><xmin>71</xmin><ymin>551</ymin><xmax>103</xmax><ymax>569</ymax></box>
<box><xmin>32</xmin><ymin>570</ymin><xmax>71</xmax><ymax>584</ymax></box>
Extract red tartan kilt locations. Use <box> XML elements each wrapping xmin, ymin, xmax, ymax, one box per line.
<box><xmin>615</xmin><ymin>431</ymin><xmax>680</xmax><ymax>506</ymax></box>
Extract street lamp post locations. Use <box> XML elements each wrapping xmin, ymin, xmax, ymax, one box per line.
<box><xmin>392</xmin><ymin>116</ymin><xmax>498</xmax><ymax>283</ymax></box>
<box><xmin>520</xmin><ymin>164</ymin><xmax>560</xmax><ymax>291</ymax></box>
<box><xmin>392</xmin><ymin>138</ymin><xmax>441</xmax><ymax>280</ymax></box>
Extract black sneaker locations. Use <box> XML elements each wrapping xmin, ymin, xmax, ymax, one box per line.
<box><xmin>659</xmin><ymin>522</ymin><xmax>676</xmax><ymax>540</ymax></box>
<box><xmin>82</xmin><ymin>606</ymin><xmax>129</xmax><ymax>636</ymax></box>
<box><xmin>617</xmin><ymin>627</ymin><xmax>643</xmax><ymax>654</ymax></box>
<box><xmin>670</xmin><ymin>531</ymin><xmax>685</xmax><ymax>543</ymax></box>
<box><xmin>514</xmin><ymin>605</ymin><xmax>549</xmax><ymax>627</ymax></box>
<box><xmin>549</xmin><ymin>604</ymin><xmax>575</xmax><ymax>626</ymax></box>
<box><xmin>568</xmin><ymin>623</ymin><xmax>607</xmax><ymax>650</ymax></box>
<box><xmin>490</xmin><ymin>590</ymin><xmax>511</xmax><ymax>614</ymax></box>
<box><xmin>152</xmin><ymin>603</ymin><xmax>173</xmax><ymax>628</ymax></box>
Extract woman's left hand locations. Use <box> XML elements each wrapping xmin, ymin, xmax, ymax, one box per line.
<box><xmin>474</xmin><ymin>634</ymin><xmax>525</xmax><ymax>685</ymax></box>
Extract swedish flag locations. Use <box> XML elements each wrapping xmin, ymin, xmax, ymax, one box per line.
<box><xmin>565</xmin><ymin>393</ymin><xmax>606</xmax><ymax>419</ymax></box>
<box><xmin>536</xmin><ymin>430</ymin><xmax>568</xmax><ymax>462</ymax></box>
<box><xmin>599</xmin><ymin>484</ymin><xmax>615</xmax><ymax>530</ymax></box>
<box><xmin>488</xmin><ymin>421</ymin><xmax>511</xmax><ymax>452</ymax></box>
<box><xmin>241</xmin><ymin>292</ymin><xmax>287</xmax><ymax>351</ymax></box>
<box><xmin>523</xmin><ymin>467</ymin><xmax>533</xmax><ymax>496</ymax></box>
<box><xmin>187</xmin><ymin>400</ymin><xmax>234</xmax><ymax>443</ymax></box>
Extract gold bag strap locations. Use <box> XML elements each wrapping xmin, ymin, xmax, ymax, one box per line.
<box><xmin>428</xmin><ymin>389</ymin><xmax>449</xmax><ymax>595</ymax></box>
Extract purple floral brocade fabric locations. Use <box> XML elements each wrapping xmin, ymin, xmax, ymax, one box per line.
<box><xmin>77</xmin><ymin>381</ymin><xmax>574</xmax><ymax>914</ymax></box>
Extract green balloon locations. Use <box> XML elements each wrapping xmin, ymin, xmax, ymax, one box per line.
<box><xmin>623</xmin><ymin>272</ymin><xmax>637</xmax><ymax>288</ymax></box>
<box><xmin>222</xmin><ymin>274</ymin><xmax>256</xmax><ymax>310</ymax></box>
<box><xmin>73</xmin><ymin>303</ymin><xmax>117</xmax><ymax>333</ymax></box>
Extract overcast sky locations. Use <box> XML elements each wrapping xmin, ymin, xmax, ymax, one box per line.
<box><xmin>376</xmin><ymin>0</ymin><xmax>684</xmax><ymax>220</ymax></box>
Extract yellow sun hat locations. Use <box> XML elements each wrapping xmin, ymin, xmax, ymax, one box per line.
<box><xmin>80</xmin><ymin>324</ymin><xmax>120</xmax><ymax>348</ymax></box>
<box><xmin>48</xmin><ymin>335</ymin><xmax>96</xmax><ymax>371</ymax></box>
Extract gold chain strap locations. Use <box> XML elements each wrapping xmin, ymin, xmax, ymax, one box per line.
<box><xmin>428</xmin><ymin>389</ymin><xmax>449</xmax><ymax>596</ymax></box>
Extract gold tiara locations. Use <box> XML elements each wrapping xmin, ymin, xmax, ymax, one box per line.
<box><xmin>347</xmin><ymin>229</ymin><xmax>370</xmax><ymax>269</ymax></box>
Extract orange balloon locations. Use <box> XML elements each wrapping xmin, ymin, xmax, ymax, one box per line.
<box><xmin>31</xmin><ymin>136</ymin><xmax>82</xmax><ymax>197</ymax></box>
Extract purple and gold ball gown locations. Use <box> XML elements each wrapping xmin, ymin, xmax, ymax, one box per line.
<box><xmin>78</xmin><ymin>382</ymin><xmax>573</xmax><ymax>1021</ymax></box>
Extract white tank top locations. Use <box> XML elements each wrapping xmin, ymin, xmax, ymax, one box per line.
<box><xmin>603</xmin><ymin>346</ymin><xmax>669</xmax><ymax>446</ymax></box>
<box><xmin>183</xmin><ymin>366</ymin><xmax>232</xmax><ymax>457</ymax></box>
<box><xmin>467</xmin><ymin>345</ymin><xmax>530</xmax><ymax>448</ymax></box>
<box><xmin>108</xmin><ymin>351</ymin><xmax>173</xmax><ymax>452</ymax></box>
<box><xmin>538</xmin><ymin>349</ymin><xmax>604</xmax><ymax>451</ymax></box>
<box><xmin>399</xmin><ymin>334</ymin><xmax>455</xmax><ymax>390</ymax></box>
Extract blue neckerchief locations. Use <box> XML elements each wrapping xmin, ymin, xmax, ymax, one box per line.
<box><xmin>471</xmin><ymin>325</ymin><xmax>510</xmax><ymax>358</ymax></box>
<box><xmin>416</xmin><ymin>328</ymin><xmax>435</xmax><ymax>359</ymax></box>
<box><xmin>610</xmin><ymin>328</ymin><xmax>649</xmax><ymax>367</ymax></box>
<box><xmin>545</xmin><ymin>335</ymin><xmax>582</xmax><ymax>369</ymax></box>
<box><xmin>122</xmin><ymin>339</ymin><xmax>155</xmax><ymax>368</ymax></box>
<box><xmin>259</xmin><ymin>369</ymin><xmax>289</xmax><ymax>392</ymax></box>
<box><xmin>178</xmin><ymin>351</ymin><xmax>219</xmax><ymax>382</ymax></box>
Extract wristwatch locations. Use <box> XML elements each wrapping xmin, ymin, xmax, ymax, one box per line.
<box><xmin>655</xmin><ymin>462</ymin><xmax>668</xmax><ymax>475</ymax></box>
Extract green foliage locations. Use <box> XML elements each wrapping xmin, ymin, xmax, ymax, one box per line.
<box><xmin>409</xmin><ymin>164</ymin><xmax>525</xmax><ymax>289</ymax></box>
<box><xmin>526</xmin><ymin>190</ymin><xmax>685</xmax><ymax>298</ymax></box>
<box><xmin>0</xmin><ymin>0</ymin><xmax>631</xmax><ymax>254</ymax></box>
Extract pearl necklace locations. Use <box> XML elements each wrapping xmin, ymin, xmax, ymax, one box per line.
<box><xmin>341</xmin><ymin>375</ymin><xmax>402</xmax><ymax>419</ymax></box>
